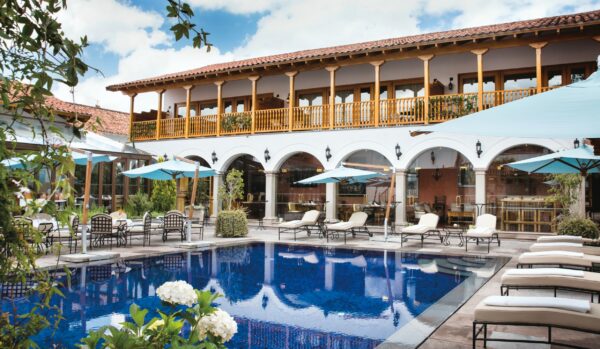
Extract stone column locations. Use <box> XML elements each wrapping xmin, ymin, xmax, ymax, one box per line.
<box><xmin>264</xmin><ymin>171</ymin><xmax>278</xmax><ymax>223</ymax></box>
<box><xmin>395</xmin><ymin>170</ymin><xmax>407</xmax><ymax>225</ymax></box>
<box><xmin>211</xmin><ymin>172</ymin><xmax>223</xmax><ymax>218</ymax></box>
<box><xmin>475</xmin><ymin>169</ymin><xmax>487</xmax><ymax>208</ymax></box>
<box><xmin>326</xmin><ymin>182</ymin><xmax>338</xmax><ymax>221</ymax></box>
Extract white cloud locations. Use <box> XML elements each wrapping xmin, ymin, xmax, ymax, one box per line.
<box><xmin>53</xmin><ymin>0</ymin><xmax>600</xmax><ymax>112</ymax></box>
<box><xmin>59</xmin><ymin>0</ymin><xmax>169</xmax><ymax>56</ymax></box>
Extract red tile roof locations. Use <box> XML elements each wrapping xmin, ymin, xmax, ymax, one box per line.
<box><xmin>107</xmin><ymin>9</ymin><xmax>600</xmax><ymax>91</ymax></box>
<box><xmin>45</xmin><ymin>96</ymin><xmax>129</xmax><ymax>136</ymax></box>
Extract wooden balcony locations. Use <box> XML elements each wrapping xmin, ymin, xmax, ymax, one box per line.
<box><xmin>131</xmin><ymin>87</ymin><xmax>552</xmax><ymax>141</ymax></box>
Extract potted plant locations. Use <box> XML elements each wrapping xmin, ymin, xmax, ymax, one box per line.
<box><xmin>215</xmin><ymin>169</ymin><xmax>248</xmax><ymax>237</ymax></box>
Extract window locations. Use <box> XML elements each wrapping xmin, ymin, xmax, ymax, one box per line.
<box><xmin>360</xmin><ymin>87</ymin><xmax>371</xmax><ymax>101</ymax></box>
<box><xmin>570</xmin><ymin>67</ymin><xmax>586</xmax><ymax>83</ymax></box>
<box><xmin>394</xmin><ymin>83</ymin><xmax>424</xmax><ymax>98</ymax></box>
<box><xmin>547</xmin><ymin>70</ymin><xmax>563</xmax><ymax>87</ymax></box>
<box><xmin>199</xmin><ymin>103</ymin><xmax>217</xmax><ymax>116</ymax></box>
<box><xmin>503</xmin><ymin>72</ymin><xmax>536</xmax><ymax>90</ymax></box>
<box><xmin>298</xmin><ymin>93</ymin><xmax>323</xmax><ymax>106</ymax></box>
<box><xmin>335</xmin><ymin>89</ymin><xmax>353</xmax><ymax>104</ymax></box>
<box><xmin>235</xmin><ymin>99</ymin><xmax>245</xmax><ymax>112</ymax></box>
<box><xmin>461</xmin><ymin>76</ymin><xmax>495</xmax><ymax>93</ymax></box>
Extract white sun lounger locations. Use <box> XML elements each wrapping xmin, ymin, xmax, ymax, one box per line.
<box><xmin>501</xmin><ymin>268</ymin><xmax>600</xmax><ymax>302</ymax></box>
<box><xmin>465</xmin><ymin>214</ymin><xmax>500</xmax><ymax>253</ymax></box>
<box><xmin>518</xmin><ymin>251</ymin><xmax>600</xmax><ymax>272</ymax></box>
<box><xmin>278</xmin><ymin>210</ymin><xmax>321</xmax><ymax>240</ymax></box>
<box><xmin>325</xmin><ymin>212</ymin><xmax>370</xmax><ymax>244</ymax></box>
<box><xmin>399</xmin><ymin>213</ymin><xmax>441</xmax><ymax>247</ymax></box>
<box><xmin>473</xmin><ymin>296</ymin><xmax>600</xmax><ymax>348</ymax></box>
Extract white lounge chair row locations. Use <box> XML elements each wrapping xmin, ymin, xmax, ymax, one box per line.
<box><xmin>473</xmin><ymin>236</ymin><xmax>600</xmax><ymax>348</ymax></box>
<box><xmin>277</xmin><ymin>211</ymin><xmax>371</xmax><ymax>243</ymax></box>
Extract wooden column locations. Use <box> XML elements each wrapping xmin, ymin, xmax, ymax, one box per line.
<box><xmin>529</xmin><ymin>42</ymin><xmax>547</xmax><ymax>93</ymax></box>
<box><xmin>371</xmin><ymin>61</ymin><xmax>384</xmax><ymax>127</ymax></box>
<box><xmin>127</xmin><ymin>93</ymin><xmax>137</xmax><ymax>142</ymax></box>
<box><xmin>155</xmin><ymin>90</ymin><xmax>165</xmax><ymax>140</ymax></box>
<box><xmin>285</xmin><ymin>71</ymin><xmax>298</xmax><ymax>131</ymax></box>
<box><xmin>183</xmin><ymin>85</ymin><xmax>194</xmax><ymax>138</ymax></box>
<box><xmin>419</xmin><ymin>55</ymin><xmax>434</xmax><ymax>124</ymax></box>
<box><xmin>325</xmin><ymin>66</ymin><xmax>339</xmax><ymax>129</ymax></box>
<box><xmin>249</xmin><ymin>76</ymin><xmax>260</xmax><ymax>134</ymax></box>
<box><xmin>471</xmin><ymin>49</ymin><xmax>488</xmax><ymax>111</ymax></box>
<box><xmin>215</xmin><ymin>81</ymin><xmax>225</xmax><ymax>136</ymax></box>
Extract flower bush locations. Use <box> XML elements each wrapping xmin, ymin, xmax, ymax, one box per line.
<box><xmin>156</xmin><ymin>280</ymin><xmax>198</xmax><ymax>307</ymax></box>
<box><xmin>79</xmin><ymin>281</ymin><xmax>237</xmax><ymax>348</ymax></box>
<box><xmin>557</xmin><ymin>215</ymin><xmax>600</xmax><ymax>239</ymax></box>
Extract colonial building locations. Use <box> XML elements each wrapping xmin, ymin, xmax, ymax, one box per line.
<box><xmin>107</xmin><ymin>10</ymin><xmax>600</xmax><ymax>231</ymax></box>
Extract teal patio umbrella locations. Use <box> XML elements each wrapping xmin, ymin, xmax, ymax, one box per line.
<box><xmin>413</xmin><ymin>61</ymin><xmax>600</xmax><ymax>138</ymax></box>
<box><xmin>296</xmin><ymin>166</ymin><xmax>383</xmax><ymax>184</ymax></box>
<box><xmin>1</xmin><ymin>152</ymin><xmax>115</xmax><ymax>169</ymax></box>
<box><xmin>507</xmin><ymin>144</ymin><xmax>600</xmax><ymax>216</ymax></box>
<box><xmin>123</xmin><ymin>158</ymin><xmax>216</xmax><ymax>242</ymax></box>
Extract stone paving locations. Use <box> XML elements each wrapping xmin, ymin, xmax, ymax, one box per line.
<box><xmin>35</xmin><ymin>224</ymin><xmax>599</xmax><ymax>348</ymax></box>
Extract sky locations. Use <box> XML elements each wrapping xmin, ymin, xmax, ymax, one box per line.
<box><xmin>52</xmin><ymin>0</ymin><xmax>600</xmax><ymax>112</ymax></box>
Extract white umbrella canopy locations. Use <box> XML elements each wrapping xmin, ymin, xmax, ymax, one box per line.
<box><xmin>413</xmin><ymin>61</ymin><xmax>600</xmax><ymax>138</ymax></box>
<box><xmin>507</xmin><ymin>144</ymin><xmax>600</xmax><ymax>217</ymax></box>
<box><xmin>296</xmin><ymin>166</ymin><xmax>384</xmax><ymax>184</ymax></box>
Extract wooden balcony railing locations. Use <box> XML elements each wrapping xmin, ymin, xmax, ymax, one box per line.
<box><xmin>220</xmin><ymin>111</ymin><xmax>252</xmax><ymax>135</ymax></box>
<box><xmin>132</xmin><ymin>87</ymin><xmax>552</xmax><ymax>141</ymax></box>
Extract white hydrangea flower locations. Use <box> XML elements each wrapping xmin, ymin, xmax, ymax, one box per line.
<box><xmin>156</xmin><ymin>280</ymin><xmax>197</xmax><ymax>307</ymax></box>
<box><xmin>197</xmin><ymin>309</ymin><xmax>237</xmax><ymax>343</ymax></box>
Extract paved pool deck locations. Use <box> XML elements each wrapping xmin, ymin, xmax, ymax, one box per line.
<box><xmin>35</xmin><ymin>225</ymin><xmax>598</xmax><ymax>348</ymax></box>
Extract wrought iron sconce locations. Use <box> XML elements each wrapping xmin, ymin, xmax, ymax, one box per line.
<box><xmin>476</xmin><ymin>140</ymin><xmax>483</xmax><ymax>158</ymax></box>
<box><xmin>432</xmin><ymin>168</ymin><xmax>442</xmax><ymax>181</ymax></box>
<box><xmin>395</xmin><ymin>143</ymin><xmax>402</xmax><ymax>160</ymax></box>
<box><xmin>264</xmin><ymin>148</ymin><xmax>271</xmax><ymax>162</ymax></box>
<box><xmin>448</xmin><ymin>77</ymin><xmax>454</xmax><ymax>91</ymax></box>
<box><xmin>574</xmin><ymin>138</ymin><xmax>580</xmax><ymax>148</ymax></box>
<box><xmin>430</xmin><ymin>151</ymin><xmax>436</xmax><ymax>164</ymax></box>
<box><xmin>163</xmin><ymin>153</ymin><xmax>168</xmax><ymax>161</ymax></box>
<box><xmin>325</xmin><ymin>146</ymin><xmax>332</xmax><ymax>162</ymax></box>
<box><xmin>211</xmin><ymin>151</ymin><xmax>218</xmax><ymax>164</ymax></box>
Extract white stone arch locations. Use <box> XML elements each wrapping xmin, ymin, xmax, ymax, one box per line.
<box><xmin>181</xmin><ymin>153</ymin><xmax>212</xmax><ymax>168</ymax></box>
<box><xmin>331</xmin><ymin>141</ymin><xmax>396</xmax><ymax>169</ymax></box>
<box><xmin>218</xmin><ymin>147</ymin><xmax>265</xmax><ymax>173</ymax></box>
<box><xmin>482</xmin><ymin>138</ymin><xmax>569</xmax><ymax>169</ymax></box>
<box><xmin>399</xmin><ymin>136</ymin><xmax>478</xmax><ymax>169</ymax></box>
<box><xmin>270</xmin><ymin>143</ymin><xmax>325</xmax><ymax>172</ymax></box>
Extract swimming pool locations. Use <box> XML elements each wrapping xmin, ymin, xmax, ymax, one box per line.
<box><xmin>1</xmin><ymin>243</ymin><xmax>508</xmax><ymax>348</ymax></box>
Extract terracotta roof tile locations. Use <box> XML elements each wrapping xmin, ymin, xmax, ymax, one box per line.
<box><xmin>107</xmin><ymin>9</ymin><xmax>600</xmax><ymax>91</ymax></box>
<box><xmin>45</xmin><ymin>96</ymin><xmax>129</xmax><ymax>136</ymax></box>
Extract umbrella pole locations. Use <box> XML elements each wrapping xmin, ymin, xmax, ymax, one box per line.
<box><xmin>580</xmin><ymin>174</ymin><xmax>587</xmax><ymax>218</ymax></box>
<box><xmin>187</xmin><ymin>164</ymin><xmax>199</xmax><ymax>242</ymax></box>
<box><xmin>383</xmin><ymin>168</ymin><xmax>396</xmax><ymax>241</ymax></box>
<box><xmin>81</xmin><ymin>152</ymin><xmax>93</xmax><ymax>254</ymax></box>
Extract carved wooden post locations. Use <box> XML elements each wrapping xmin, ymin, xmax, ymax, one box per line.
<box><xmin>155</xmin><ymin>90</ymin><xmax>164</xmax><ymax>140</ymax></box>
<box><xmin>471</xmin><ymin>49</ymin><xmax>488</xmax><ymax>111</ymax></box>
<box><xmin>325</xmin><ymin>66</ymin><xmax>339</xmax><ymax>129</ymax></box>
<box><xmin>371</xmin><ymin>61</ymin><xmax>384</xmax><ymax>127</ymax></box>
<box><xmin>285</xmin><ymin>71</ymin><xmax>298</xmax><ymax>131</ymax></box>
<box><xmin>215</xmin><ymin>81</ymin><xmax>225</xmax><ymax>136</ymax></box>
<box><xmin>419</xmin><ymin>55</ymin><xmax>434</xmax><ymax>124</ymax></box>
<box><xmin>529</xmin><ymin>42</ymin><xmax>548</xmax><ymax>93</ymax></box>
<box><xmin>127</xmin><ymin>93</ymin><xmax>137</xmax><ymax>142</ymax></box>
<box><xmin>248</xmin><ymin>76</ymin><xmax>260</xmax><ymax>134</ymax></box>
<box><xmin>184</xmin><ymin>85</ymin><xmax>194</xmax><ymax>138</ymax></box>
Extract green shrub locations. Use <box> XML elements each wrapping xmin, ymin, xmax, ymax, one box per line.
<box><xmin>151</xmin><ymin>179</ymin><xmax>176</xmax><ymax>213</ymax></box>
<box><xmin>215</xmin><ymin>210</ymin><xmax>248</xmax><ymax>237</ymax></box>
<box><xmin>125</xmin><ymin>191</ymin><xmax>153</xmax><ymax>218</ymax></box>
<box><xmin>74</xmin><ymin>203</ymin><xmax>105</xmax><ymax>220</ymax></box>
<box><xmin>557</xmin><ymin>216</ymin><xmax>600</xmax><ymax>239</ymax></box>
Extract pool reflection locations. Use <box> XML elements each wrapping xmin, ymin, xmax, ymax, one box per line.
<box><xmin>2</xmin><ymin>243</ymin><xmax>504</xmax><ymax>348</ymax></box>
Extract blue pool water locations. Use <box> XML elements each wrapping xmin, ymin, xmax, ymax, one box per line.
<box><xmin>1</xmin><ymin>243</ymin><xmax>506</xmax><ymax>348</ymax></box>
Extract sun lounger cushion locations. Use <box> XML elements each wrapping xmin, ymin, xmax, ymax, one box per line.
<box><xmin>475</xmin><ymin>298</ymin><xmax>600</xmax><ymax>333</ymax></box>
<box><xmin>301</xmin><ymin>210</ymin><xmax>320</xmax><ymax>223</ymax></box>
<box><xmin>502</xmin><ymin>270</ymin><xmax>600</xmax><ymax>293</ymax></box>
<box><xmin>279</xmin><ymin>220</ymin><xmax>307</xmax><ymax>229</ymax></box>
<box><xmin>483</xmin><ymin>295</ymin><xmax>590</xmax><ymax>313</ymax></box>
<box><xmin>401</xmin><ymin>225</ymin><xmax>433</xmax><ymax>234</ymax></box>
<box><xmin>326</xmin><ymin>222</ymin><xmax>354</xmax><ymax>231</ymax></box>
<box><xmin>504</xmin><ymin>268</ymin><xmax>584</xmax><ymax>277</ymax></box>
<box><xmin>530</xmin><ymin>242</ymin><xmax>584</xmax><ymax>253</ymax></box>
<box><xmin>347</xmin><ymin>212</ymin><xmax>368</xmax><ymax>227</ymax></box>
<box><xmin>466</xmin><ymin>226</ymin><xmax>494</xmax><ymax>237</ymax></box>
<box><xmin>538</xmin><ymin>235</ymin><xmax>583</xmax><ymax>243</ymax></box>
<box><xmin>524</xmin><ymin>251</ymin><xmax>584</xmax><ymax>258</ymax></box>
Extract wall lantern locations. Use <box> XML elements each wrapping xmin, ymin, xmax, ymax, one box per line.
<box><xmin>430</xmin><ymin>151</ymin><xmax>436</xmax><ymax>164</ymax></box>
<box><xmin>264</xmin><ymin>148</ymin><xmax>271</xmax><ymax>162</ymax></box>
<box><xmin>574</xmin><ymin>138</ymin><xmax>580</xmax><ymax>149</ymax></box>
<box><xmin>476</xmin><ymin>140</ymin><xmax>483</xmax><ymax>158</ymax></box>
<box><xmin>395</xmin><ymin>143</ymin><xmax>402</xmax><ymax>160</ymax></box>
<box><xmin>325</xmin><ymin>146</ymin><xmax>332</xmax><ymax>162</ymax></box>
<box><xmin>211</xmin><ymin>151</ymin><xmax>218</xmax><ymax>164</ymax></box>
<box><xmin>432</xmin><ymin>168</ymin><xmax>442</xmax><ymax>181</ymax></box>
<box><xmin>448</xmin><ymin>77</ymin><xmax>454</xmax><ymax>91</ymax></box>
<box><xmin>163</xmin><ymin>153</ymin><xmax>168</xmax><ymax>161</ymax></box>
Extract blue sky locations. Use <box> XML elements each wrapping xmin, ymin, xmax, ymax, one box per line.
<box><xmin>53</xmin><ymin>0</ymin><xmax>600</xmax><ymax>111</ymax></box>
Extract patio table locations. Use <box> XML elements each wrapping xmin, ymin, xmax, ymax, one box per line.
<box><xmin>441</xmin><ymin>224</ymin><xmax>467</xmax><ymax>247</ymax></box>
